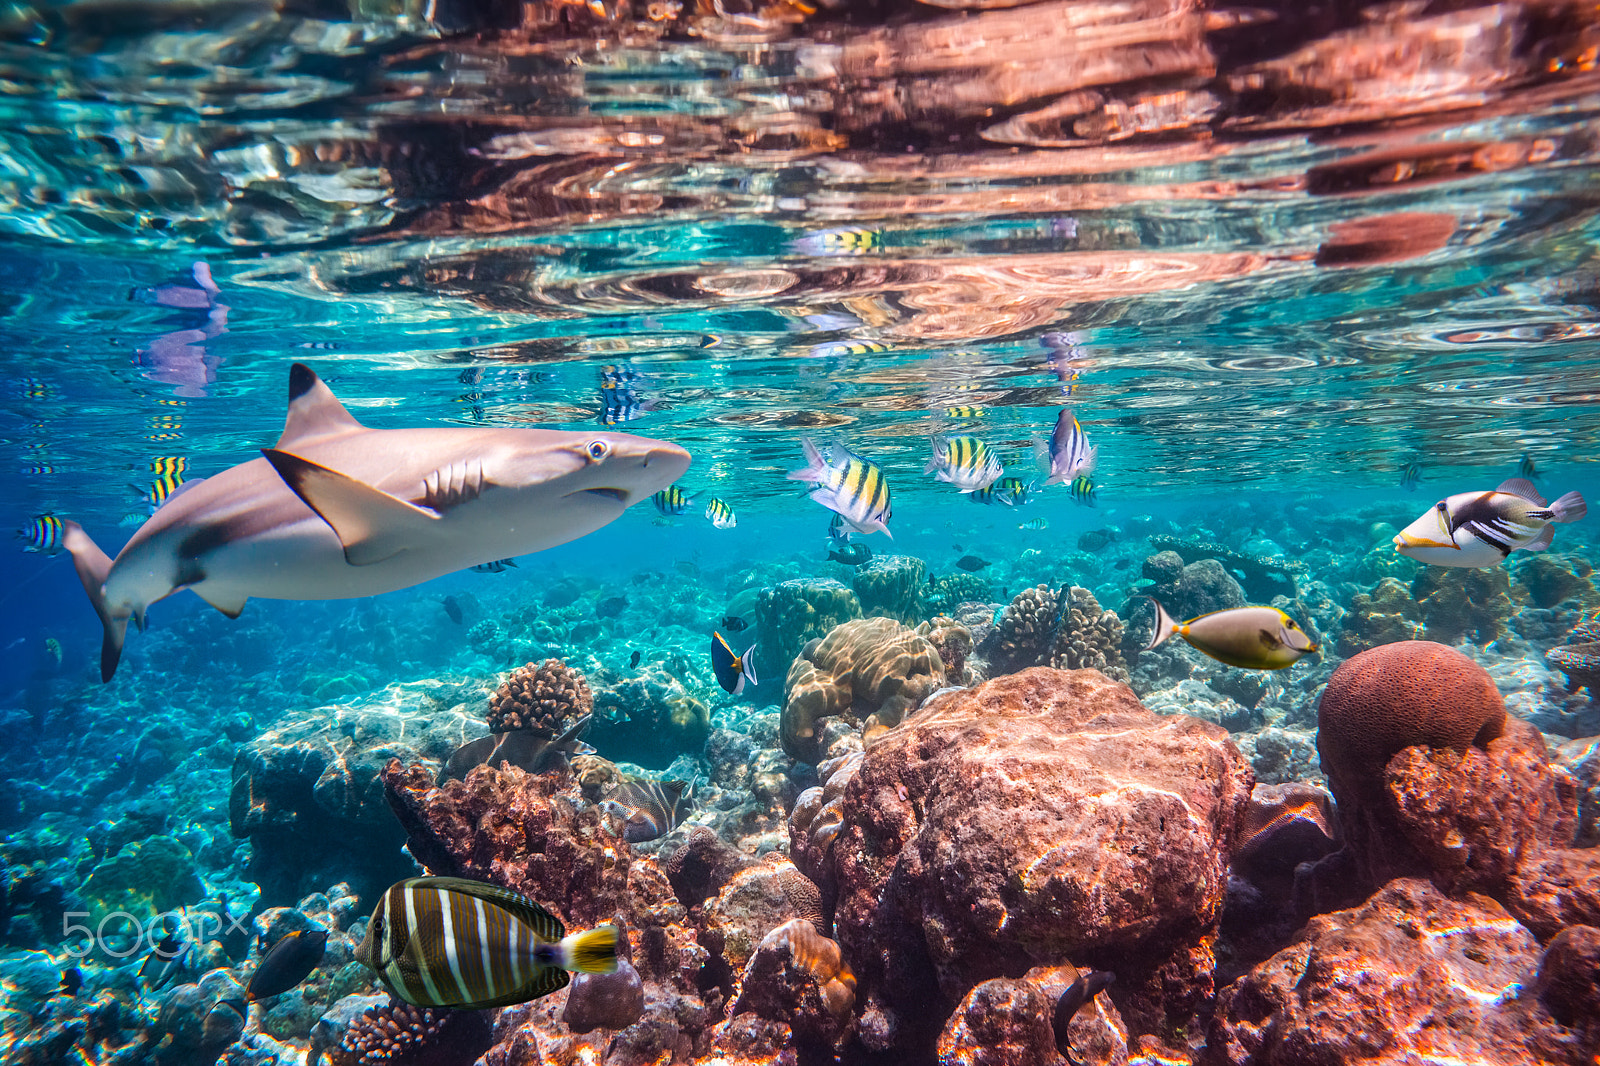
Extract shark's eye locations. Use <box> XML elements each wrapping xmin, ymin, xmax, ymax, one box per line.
<box><xmin>586</xmin><ymin>440</ymin><xmax>611</xmax><ymax>461</ymax></box>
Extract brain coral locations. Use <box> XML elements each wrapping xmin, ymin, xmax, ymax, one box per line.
<box><xmin>1316</xmin><ymin>640</ymin><xmax>1506</xmax><ymax>804</ymax></box>
<box><xmin>851</xmin><ymin>555</ymin><xmax>927</xmax><ymax>623</ymax></box>
<box><xmin>780</xmin><ymin>618</ymin><xmax>946</xmax><ymax>763</ymax></box>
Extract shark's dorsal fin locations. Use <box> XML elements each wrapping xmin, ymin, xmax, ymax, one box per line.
<box><xmin>263</xmin><ymin>448</ymin><xmax>441</xmax><ymax>567</ymax></box>
<box><xmin>275</xmin><ymin>363</ymin><xmax>364</xmax><ymax>451</ymax></box>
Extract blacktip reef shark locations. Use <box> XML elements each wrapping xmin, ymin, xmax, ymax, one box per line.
<box><xmin>63</xmin><ymin>363</ymin><xmax>691</xmax><ymax>681</ymax></box>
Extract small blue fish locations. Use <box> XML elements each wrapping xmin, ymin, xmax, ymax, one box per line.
<box><xmin>711</xmin><ymin>631</ymin><xmax>758</xmax><ymax>695</ymax></box>
<box><xmin>1019</xmin><ymin>517</ymin><xmax>1050</xmax><ymax>531</ymax></box>
<box><xmin>705</xmin><ymin>498</ymin><xmax>736</xmax><ymax>529</ymax></box>
<box><xmin>18</xmin><ymin>514</ymin><xmax>64</xmax><ymax>553</ymax></box>
<box><xmin>471</xmin><ymin>558</ymin><xmax>518</xmax><ymax>573</ymax></box>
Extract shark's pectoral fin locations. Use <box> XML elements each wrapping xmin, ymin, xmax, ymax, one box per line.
<box><xmin>192</xmin><ymin>584</ymin><xmax>248</xmax><ymax>619</ymax></box>
<box><xmin>262</xmin><ymin>448</ymin><xmax>442</xmax><ymax>567</ymax></box>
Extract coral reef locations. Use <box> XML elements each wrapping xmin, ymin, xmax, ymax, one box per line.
<box><xmin>1148</xmin><ymin>534</ymin><xmax>1300</xmax><ymax>602</ymax></box>
<box><xmin>665</xmin><ymin>825</ymin><xmax>755</xmax><ymax>909</ymax></box>
<box><xmin>1335</xmin><ymin>576</ymin><xmax>1423</xmax><ymax>656</ymax></box>
<box><xmin>779</xmin><ymin>618</ymin><xmax>945</xmax><ymax>763</ymax></box>
<box><xmin>484</xmin><ymin>658</ymin><xmax>593</xmax><ymax>734</ymax></box>
<box><xmin>80</xmin><ymin>835</ymin><xmax>204</xmax><ymax>925</ymax></box>
<box><xmin>924</xmin><ymin>572</ymin><xmax>995</xmax><ymax>614</ymax></box>
<box><xmin>754</xmin><ymin>579</ymin><xmax>863</xmax><ymax>697</ymax></box>
<box><xmin>327</xmin><ymin>1000</ymin><xmax>493</xmax><ymax>1066</ymax></box>
<box><xmin>787</xmin><ymin>750</ymin><xmax>862</xmax><ymax>918</ymax></box>
<box><xmin>1412</xmin><ymin>565</ymin><xmax>1520</xmax><ymax>645</ymax></box>
<box><xmin>1515</xmin><ymin>553</ymin><xmax>1600</xmax><ymax>609</ymax></box>
<box><xmin>937</xmin><ymin>965</ymin><xmax>1128</xmax><ymax>1066</ymax></box>
<box><xmin>1547</xmin><ymin>616</ymin><xmax>1600</xmax><ymax>697</ymax></box>
<box><xmin>564</xmin><ymin>959</ymin><xmax>645</xmax><ymax>1033</ymax></box>
<box><xmin>725</xmin><ymin>918</ymin><xmax>856</xmax><ymax>1050</ymax></box>
<box><xmin>1209</xmin><ymin>879</ymin><xmax>1597</xmax><ymax>1064</ymax></box>
<box><xmin>850</xmin><ymin>554</ymin><xmax>927</xmax><ymax>623</ymax></box>
<box><xmin>229</xmin><ymin>682</ymin><xmax>484</xmax><ymax>905</ymax></box>
<box><xmin>702</xmin><ymin>859</ymin><xmax>822</xmax><ymax>973</ymax></box>
<box><xmin>1553</xmin><ymin>736</ymin><xmax>1600</xmax><ymax>847</ymax></box>
<box><xmin>1049</xmin><ymin>586</ymin><xmax>1129</xmax><ymax>682</ymax></box>
<box><xmin>819</xmin><ymin>668</ymin><xmax>1251</xmax><ymax>1054</ymax></box>
<box><xmin>914</xmin><ymin>616</ymin><xmax>976</xmax><ymax>683</ymax></box>
<box><xmin>589</xmin><ymin>663</ymin><xmax>710</xmax><ymax>769</ymax></box>
<box><xmin>1140</xmin><ymin>554</ymin><xmax>1247</xmax><ymax>624</ymax></box>
<box><xmin>984</xmin><ymin>584</ymin><xmax>1060</xmax><ymax>674</ymax></box>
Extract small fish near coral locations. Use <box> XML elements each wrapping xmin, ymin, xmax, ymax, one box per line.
<box><xmin>441</xmin><ymin>596</ymin><xmax>464</xmax><ymax>624</ymax></box>
<box><xmin>1393</xmin><ymin>477</ymin><xmax>1586</xmax><ymax>568</ymax></box>
<box><xmin>137</xmin><ymin>925</ymin><xmax>192</xmax><ymax>991</ymax></box>
<box><xmin>439</xmin><ymin>715</ymin><xmax>596</xmax><ymax>784</ymax></box>
<box><xmin>1399</xmin><ymin>461</ymin><xmax>1422</xmax><ymax>491</ymax></box>
<box><xmin>1069</xmin><ymin>475</ymin><xmax>1097</xmax><ymax>505</ymax></box>
<box><xmin>719</xmin><ymin>614</ymin><xmax>749</xmax><ymax>634</ymax></box>
<box><xmin>954</xmin><ymin>554</ymin><xmax>991</xmax><ymax>572</ymax></box>
<box><xmin>1019</xmin><ymin>518</ymin><xmax>1050</xmax><ymax>531</ymax></box>
<box><xmin>970</xmin><ymin>476</ymin><xmax>1032</xmax><ymax>506</ymax></box>
<box><xmin>711</xmin><ymin>631</ymin><xmax>758</xmax><ymax>695</ymax></box>
<box><xmin>599</xmin><ymin>776</ymin><xmax>691</xmax><ymax>842</ymax></box>
<box><xmin>1519</xmin><ymin>451</ymin><xmax>1538</xmax><ymax>480</ymax></box>
<box><xmin>61</xmin><ymin>363</ymin><xmax>690</xmax><ymax>681</ymax></box>
<box><xmin>827</xmin><ymin>542</ymin><xmax>873</xmax><ymax>566</ymax></box>
<box><xmin>356</xmin><ymin>877</ymin><xmax>618</xmax><ymax>1009</ymax></box>
<box><xmin>247</xmin><ymin>928</ymin><xmax>327</xmax><ymax>1002</ymax></box>
<box><xmin>629</xmin><ymin>649</ymin><xmax>641</xmax><ymax>668</ymax></box>
<box><xmin>1053</xmin><ymin>970</ymin><xmax>1114</xmax><ymax>1066</ymax></box>
<box><xmin>788</xmin><ymin>438</ymin><xmax>893</xmax><ymax>537</ymax></box>
<box><xmin>1145</xmin><ymin>598</ymin><xmax>1319</xmax><ymax>670</ymax></box>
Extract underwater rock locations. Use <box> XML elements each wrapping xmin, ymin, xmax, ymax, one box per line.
<box><xmin>564</xmin><ymin>958</ymin><xmax>645</xmax><ymax>1033</ymax></box>
<box><xmin>1221</xmin><ymin>782</ymin><xmax>1340</xmax><ymax>972</ymax></box>
<box><xmin>755</xmin><ymin>579</ymin><xmax>864</xmax><ymax>701</ymax></box>
<box><xmin>1546</xmin><ymin>616</ymin><xmax>1600</xmax><ymax>698</ymax></box>
<box><xmin>914</xmin><ymin>615</ymin><xmax>975</xmax><ymax>684</ymax></box>
<box><xmin>1233</xmin><ymin>726</ymin><xmax>1321</xmax><ymax>785</ymax></box>
<box><xmin>1141</xmin><ymin>557</ymin><xmax>1246</xmax><ymax>623</ymax></box>
<box><xmin>665</xmin><ymin>824</ymin><xmax>757</xmax><ymax>909</ymax></box>
<box><xmin>826</xmin><ymin>667</ymin><xmax>1250</xmax><ymax>1050</ymax></box>
<box><xmin>702</xmin><ymin>859</ymin><xmax>825</xmax><ymax>973</ymax></box>
<box><xmin>1147</xmin><ymin>534</ymin><xmax>1299</xmax><ymax>602</ymax></box>
<box><xmin>1412</xmin><ymin>565</ymin><xmax>1520</xmax><ymax>645</ymax></box>
<box><xmin>1531</xmin><ymin>924</ymin><xmax>1600</xmax><ymax>1032</ymax></box>
<box><xmin>80</xmin><ymin>834</ymin><xmax>205</xmax><ymax>926</ymax></box>
<box><xmin>485</xmin><ymin>658</ymin><xmax>593</xmax><ymax>734</ymax></box>
<box><xmin>1552</xmin><ymin>736</ymin><xmax>1600</xmax><ymax>847</ymax></box>
<box><xmin>1209</xmin><ymin>878</ymin><xmax>1596</xmax><ymax>1065</ymax></box>
<box><xmin>379</xmin><ymin>761</ymin><xmax>708</xmax><ymax>994</ymax></box>
<box><xmin>787</xmin><ymin>750</ymin><xmax>862</xmax><ymax>922</ymax></box>
<box><xmin>779</xmin><ymin>617</ymin><xmax>945</xmax><ymax>763</ymax></box>
<box><xmin>151</xmin><ymin>969</ymin><xmax>248</xmax><ymax>1066</ymax></box>
<box><xmin>936</xmin><ymin>964</ymin><xmax>1127</xmax><ymax>1066</ymax></box>
<box><xmin>230</xmin><ymin>681</ymin><xmax>485</xmax><ymax>905</ymax></box>
<box><xmin>589</xmin><ymin>662</ymin><xmax>710</xmax><ymax>769</ymax></box>
<box><xmin>1335</xmin><ymin>576</ymin><xmax>1424</xmax><ymax>657</ymax></box>
<box><xmin>1514</xmin><ymin>553</ymin><xmax>1600</xmax><ymax>610</ymax></box>
<box><xmin>726</xmin><ymin>918</ymin><xmax>856</xmax><ymax>1050</ymax></box>
<box><xmin>850</xmin><ymin>554</ymin><xmax>927</xmax><ymax>623</ymax></box>
<box><xmin>1504</xmin><ymin>848</ymin><xmax>1600</xmax><ymax>942</ymax></box>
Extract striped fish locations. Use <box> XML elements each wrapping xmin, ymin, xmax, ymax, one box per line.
<box><xmin>970</xmin><ymin>476</ymin><xmax>1032</xmax><ymax>507</ymax></box>
<box><xmin>653</xmin><ymin>485</ymin><xmax>694</xmax><ymax>516</ymax></box>
<box><xmin>1019</xmin><ymin>517</ymin><xmax>1049</xmax><ymax>531</ymax></box>
<box><xmin>787</xmin><ymin>438</ymin><xmax>893</xmax><ymax>538</ymax></box>
<box><xmin>790</xmin><ymin>226</ymin><xmax>881</xmax><ymax>256</ymax></box>
<box><xmin>827</xmin><ymin>512</ymin><xmax>852</xmax><ymax>546</ymax></box>
<box><xmin>704</xmin><ymin>498</ymin><xmax>736</xmax><ymax>529</ymax></box>
<box><xmin>599</xmin><ymin>777</ymin><xmax>691</xmax><ymax>843</ymax></box>
<box><xmin>150</xmin><ymin>456</ymin><xmax>187</xmax><ymax>479</ymax></box>
<box><xmin>471</xmin><ymin>558</ymin><xmax>518</xmax><ymax>573</ymax></box>
<box><xmin>19</xmin><ymin>514</ymin><xmax>64</xmax><ymax>553</ymax></box>
<box><xmin>808</xmin><ymin>340</ymin><xmax>890</xmax><ymax>359</ymax></box>
<box><xmin>1070</xmin><ymin>475</ymin><xmax>1097</xmax><ymax>505</ymax></box>
<box><xmin>944</xmin><ymin>406</ymin><xmax>985</xmax><ymax>420</ymax></box>
<box><xmin>145</xmin><ymin>471</ymin><xmax>188</xmax><ymax>511</ymax></box>
<box><xmin>1044</xmin><ymin>409</ymin><xmax>1097</xmax><ymax>485</ymax></box>
<box><xmin>355</xmin><ymin>877</ymin><xmax>618</xmax><ymax>1009</ymax></box>
<box><xmin>926</xmin><ymin>435</ymin><xmax>1003</xmax><ymax>493</ymax></box>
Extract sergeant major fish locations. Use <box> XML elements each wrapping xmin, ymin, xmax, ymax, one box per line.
<box><xmin>970</xmin><ymin>477</ymin><xmax>1032</xmax><ymax>507</ymax></box>
<box><xmin>788</xmin><ymin>438</ymin><xmax>893</xmax><ymax>537</ymax></box>
<box><xmin>471</xmin><ymin>558</ymin><xmax>518</xmax><ymax>573</ymax></box>
<box><xmin>653</xmin><ymin>485</ymin><xmax>694</xmax><ymax>516</ymax></box>
<box><xmin>355</xmin><ymin>876</ymin><xmax>618</xmax><ymax>1009</ymax></box>
<box><xmin>925</xmin><ymin>435</ymin><xmax>1003</xmax><ymax>493</ymax></box>
<box><xmin>1145</xmin><ymin>598</ymin><xmax>1318</xmax><ymax>670</ymax></box>
<box><xmin>18</xmin><ymin>514</ymin><xmax>64</xmax><ymax>553</ymax></box>
<box><xmin>1393</xmin><ymin>477</ymin><xmax>1586</xmax><ymax>568</ymax></box>
<box><xmin>704</xmin><ymin>498</ymin><xmax>737</xmax><ymax>529</ymax></box>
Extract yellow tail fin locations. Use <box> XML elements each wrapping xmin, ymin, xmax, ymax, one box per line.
<box><xmin>562</xmin><ymin>925</ymin><xmax>620</xmax><ymax>974</ymax></box>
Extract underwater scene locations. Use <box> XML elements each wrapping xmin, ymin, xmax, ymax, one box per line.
<box><xmin>4</xmin><ymin>1</ymin><xmax>1600</xmax><ymax>1064</ymax></box>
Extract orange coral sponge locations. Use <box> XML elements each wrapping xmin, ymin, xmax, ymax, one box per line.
<box><xmin>1316</xmin><ymin>640</ymin><xmax>1505</xmax><ymax>803</ymax></box>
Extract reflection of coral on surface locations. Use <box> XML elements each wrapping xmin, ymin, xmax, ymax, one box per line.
<box><xmin>486</xmin><ymin>658</ymin><xmax>593</xmax><ymax>734</ymax></box>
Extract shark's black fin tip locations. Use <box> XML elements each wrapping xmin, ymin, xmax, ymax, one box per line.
<box><xmin>288</xmin><ymin>363</ymin><xmax>318</xmax><ymax>403</ymax></box>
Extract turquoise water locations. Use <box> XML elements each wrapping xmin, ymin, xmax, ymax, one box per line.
<box><xmin>4</xmin><ymin>4</ymin><xmax>1600</xmax><ymax>1064</ymax></box>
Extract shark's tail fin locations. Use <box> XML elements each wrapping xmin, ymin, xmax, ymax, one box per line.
<box><xmin>62</xmin><ymin>521</ymin><xmax>126</xmax><ymax>682</ymax></box>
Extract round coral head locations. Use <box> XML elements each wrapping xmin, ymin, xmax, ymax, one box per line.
<box><xmin>1316</xmin><ymin>640</ymin><xmax>1506</xmax><ymax>803</ymax></box>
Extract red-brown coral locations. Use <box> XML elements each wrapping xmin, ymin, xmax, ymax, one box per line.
<box><xmin>1315</xmin><ymin>640</ymin><xmax>1505</xmax><ymax>804</ymax></box>
<box><xmin>485</xmin><ymin>658</ymin><xmax>593</xmax><ymax>734</ymax></box>
<box><xmin>727</xmin><ymin>918</ymin><xmax>856</xmax><ymax>1049</ymax></box>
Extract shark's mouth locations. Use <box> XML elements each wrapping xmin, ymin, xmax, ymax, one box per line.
<box><xmin>571</xmin><ymin>486</ymin><xmax>631</xmax><ymax>504</ymax></box>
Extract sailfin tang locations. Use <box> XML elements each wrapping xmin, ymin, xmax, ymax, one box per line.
<box><xmin>62</xmin><ymin>520</ymin><xmax>126</xmax><ymax>682</ymax></box>
<box><xmin>275</xmin><ymin>363</ymin><xmax>364</xmax><ymax>450</ymax></box>
<box><xmin>561</xmin><ymin>926</ymin><xmax>620</xmax><ymax>974</ymax></box>
<box><xmin>262</xmin><ymin>449</ymin><xmax>441</xmax><ymax>566</ymax></box>
<box><xmin>400</xmin><ymin>876</ymin><xmax>566</xmax><ymax>943</ymax></box>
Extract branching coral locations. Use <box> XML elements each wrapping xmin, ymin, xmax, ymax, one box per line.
<box><xmin>328</xmin><ymin>1001</ymin><xmax>492</xmax><ymax>1066</ymax></box>
<box><xmin>986</xmin><ymin>585</ymin><xmax>1060</xmax><ymax>675</ymax></box>
<box><xmin>1049</xmin><ymin>587</ymin><xmax>1128</xmax><ymax>682</ymax></box>
<box><xmin>486</xmin><ymin>658</ymin><xmax>593</xmax><ymax>734</ymax></box>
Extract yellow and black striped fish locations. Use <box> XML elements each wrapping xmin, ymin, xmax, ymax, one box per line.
<box><xmin>18</xmin><ymin>514</ymin><xmax>64</xmax><ymax>553</ymax></box>
<box><xmin>653</xmin><ymin>485</ymin><xmax>693</xmax><ymax>516</ymax></box>
<box><xmin>149</xmin><ymin>456</ymin><xmax>187</xmax><ymax>479</ymax></box>
<box><xmin>1070</xmin><ymin>475</ymin><xmax>1097</xmax><ymax>505</ymax></box>
<box><xmin>970</xmin><ymin>476</ymin><xmax>1032</xmax><ymax>507</ymax></box>
<box><xmin>704</xmin><ymin>498</ymin><xmax>736</xmax><ymax>529</ymax></box>
<box><xmin>787</xmin><ymin>438</ymin><xmax>893</xmax><ymax>537</ymax></box>
<box><xmin>808</xmin><ymin>340</ymin><xmax>890</xmax><ymax>359</ymax></box>
<box><xmin>145</xmin><ymin>471</ymin><xmax>187</xmax><ymax>510</ymax></box>
<box><xmin>355</xmin><ymin>877</ymin><xmax>618</xmax><ymax>1010</ymax></box>
<box><xmin>790</xmin><ymin>226</ymin><xmax>882</xmax><ymax>256</ymax></box>
<box><xmin>925</xmin><ymin>435</ymin><xmax>1003</xmax><ymax>494</ymax></box>
<box><xmin>945</xmin><ymin>406</ymin><xmax>985</xmax><ymax>420</ymax></box>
